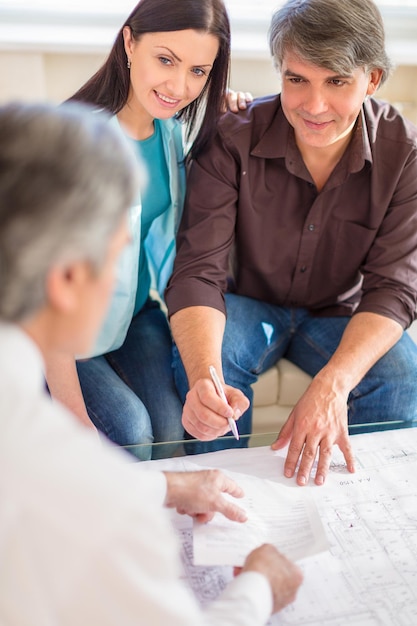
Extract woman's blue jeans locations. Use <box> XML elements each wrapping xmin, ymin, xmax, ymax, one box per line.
<box><xmin>173</xmin><ymin>293</ymin><xmax>417</xmax><ymax>454</ymax></box>
<box><xmin>77</xmin><ymin>299</ymin><xmax>184</xmax><ymax>460</ymax></box>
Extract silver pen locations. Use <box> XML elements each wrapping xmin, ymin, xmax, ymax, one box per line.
<box><xmin>209</xmin><ymin>365</ymin><xmax>240</xmax><ymax>440</ymax></box>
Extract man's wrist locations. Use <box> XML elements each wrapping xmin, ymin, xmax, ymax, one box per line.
<box><xmin>314</xmin><ymin>364</ymin><xmax>352</xmax><ymax>398</ymax></box>
<box><xmin>163</xmin><ymin>472</ymin><xmax>183</xmax><ymax>508</ymax></box>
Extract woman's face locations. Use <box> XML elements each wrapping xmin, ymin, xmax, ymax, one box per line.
<box><xmin>123</xmin><ymin>28</ymin><xmax>219</xmax><ymax>123</ymax></box>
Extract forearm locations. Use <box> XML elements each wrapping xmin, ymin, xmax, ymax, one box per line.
<box><xmin>170</xmin><ymin>306</ymin><xmax>227</xmax><ymax>386</ymax></box>
<box><xmin>45</xmin><ymin>350</ymin><xmax>94</xmax><ymax>429</ymax></box>
<box><xmin>315</xmin><ymin>311</ymin><xmax>403</xmax><ymax>394</ymax></box>
<box><xmin>170</xmin><ymin>305</ymin><xmax>249</xmax><ymax>439</ymax></box>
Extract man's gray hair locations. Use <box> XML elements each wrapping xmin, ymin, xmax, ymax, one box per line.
<box><xmin>269</xmin><ymin>0</ymin><xmax>393</xmax><ymax>85</ymax></box>
<box><xmin>0</xmin><ymin>101</ymin><xmax>141</xmax><ymax>322</ymax></box>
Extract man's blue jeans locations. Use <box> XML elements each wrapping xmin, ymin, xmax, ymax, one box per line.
<box><xmin>173</xmin><ymin>293</ymin><xmax>417</xmax><ymax>454</ymax></box>
<box><xmin>77</xmin><ymin>298</ymin><xmax>184</xmax><ymax>460</ymax></box>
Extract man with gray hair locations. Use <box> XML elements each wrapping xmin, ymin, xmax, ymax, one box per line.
<box><xmin>166</xmin><ymin>0</ymin><xmax>417</xmax><ymax>483</ymax></box>
<box><xmin>0</xmin><ymin>101</ymin><xmax>302</xmax><ymax>625</ymax></box>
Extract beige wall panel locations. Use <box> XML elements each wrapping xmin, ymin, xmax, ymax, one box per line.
<box><xmin>43</xmin><ymin>52</ymin><xmax>106</xmax><ymax>103</ymax></box>
<box><xmin>0</xmin><ymin>52</ymin><xmax>45</xmax><ymax>103</ymax></box>
<box><xmin>379</xmin><ymin>65</ymin><xmax>417</xmax><ymax>124</ymax></box>
<box><xmin>230</xmin><ymin>57</ymin><xmax>278</xmax><ymax>97</ymax></box>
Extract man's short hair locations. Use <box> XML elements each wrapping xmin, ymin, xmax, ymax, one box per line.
<box><xmin>0</xmin><ymin>101</ymin><xmax>140</xmax><ymax>322</ymax></box>
<box><xmin>269</xmin><ymin>0</ymin><xmax>392</xmax><ymax>85</ymax></box>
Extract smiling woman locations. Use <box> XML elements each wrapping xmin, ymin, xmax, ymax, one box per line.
<box><xmin>41</xmin><ymin>0</ymin><xmax>235</xmax><ymax>462</ymax></box>
<box><xmin>118</xmin><ymin>29</ymin><xmax>219</xmax><ymax>140</ymax></box>
<box><xmin>67</xmin><ymin>0</ymin><xmax>230</xmax><ymax>157</ymax></box>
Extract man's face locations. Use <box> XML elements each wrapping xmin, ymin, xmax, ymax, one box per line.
<box><xmin>279</xmin><ymin>51</ymin><xmax>381</xmax><ymax>155</ymax></box>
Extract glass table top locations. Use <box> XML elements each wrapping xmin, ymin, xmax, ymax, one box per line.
<box><xmin>120</xmin><ymin>420</ymin><xmax>411</xmax><ymax>461</ymax></box>
<box><xmin>121</xmin><ymin>431</ymin><xmax>277</xmax><ymax>461</ymax></box>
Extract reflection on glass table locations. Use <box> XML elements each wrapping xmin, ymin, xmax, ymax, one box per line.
<box><xmin>122</xmin><ymin>432</ymin><xmax>278</xmax><ymax>461</ymax></box>
<box><xmin>120</xmin><ymin>419</ymin><xmax>414</xmax><ymax>461</ymax></box>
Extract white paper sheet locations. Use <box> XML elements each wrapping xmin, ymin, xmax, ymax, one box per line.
<box><xmin>193</xmin><ymin>471</ymin><xmax>329</xmax><ymax>566</ymax></box>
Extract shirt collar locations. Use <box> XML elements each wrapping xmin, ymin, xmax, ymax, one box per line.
<box><xmin>250</xmin><ymin>95</ymin><xmax>371</xmax><ymax>175</ymax></box>
<box><xmin>356</xmin><ymin>104</ymin><xmax>373</xmax><ymax>166</ymax></box>
<box><xmin>0</xmin><ymin>322</ymin><xmax>46</xmax><ymax>396</ymax></box>
<box><xmin>250</xmin><ymin>100</ymin><xmax>290</xmax><ymax>160</ymax></box>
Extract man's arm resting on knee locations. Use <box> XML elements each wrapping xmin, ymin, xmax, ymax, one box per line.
<box><xmin>317</xmin><ymin>311</ymin><xmax>403</xmax><ymax>391</ymax></box>
<box><xmin>170</xmin><ymin>306</ymin><xmax>249</xmax><ymax>440</ymax></box>
<box><xmin>273</xmin><ymin>312</ymin><xmax>403</xmax><ymax>486</ymax></box>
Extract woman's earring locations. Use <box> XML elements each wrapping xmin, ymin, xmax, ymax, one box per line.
<box><xmin>127</xmin><ymin>59</ymin><xmax>131</xmax><ymax>70</ymax></box>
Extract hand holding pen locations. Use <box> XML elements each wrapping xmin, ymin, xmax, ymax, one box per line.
<box><xmin>209</xmin><ymin>365</ymin><xmax>240</xmax><ymax>440</ymax></box>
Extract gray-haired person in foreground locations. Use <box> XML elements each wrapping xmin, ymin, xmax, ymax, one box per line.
<box><xmin>0</xmin><ymin>101</ymin><xmax>302</xmax><ymax>625</ymax></box>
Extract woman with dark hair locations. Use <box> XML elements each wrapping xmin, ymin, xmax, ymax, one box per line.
<box><xmin>69</xmin><ymin>0</ymin><xmax>234</xmax><ymax>161</ymax></box>
<box><xmin>46</xmin><ymin>0</ymin><xmax>250</xmax><ymax>460</ymax></box>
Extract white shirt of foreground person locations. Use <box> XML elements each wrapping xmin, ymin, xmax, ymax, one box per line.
<box><xmin>0</xmin><ymin>323</ymin><xmax>273</xmax><ymax>626</ymax></box>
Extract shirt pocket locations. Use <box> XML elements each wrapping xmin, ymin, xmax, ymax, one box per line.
<box><xmin>327</xmin><ymin>218</ymin><xmax>378</xmax><ymax>286</ymax></box>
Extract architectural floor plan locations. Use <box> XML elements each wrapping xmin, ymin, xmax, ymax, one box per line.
<box><xmin>144</xmin><ymin>428</ymin><xmax>417</xmax><ymax>625</ymax></box>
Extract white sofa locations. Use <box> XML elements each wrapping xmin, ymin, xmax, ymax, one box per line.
<box><xmin>251</xmin><ymin>321</ymin><xmax>417</xmax><ymax>435</ymax></box>
<box><xmin>252</xmin><ymin>359</ymin><xmax>312</xmax><ymax>434</ymax></box>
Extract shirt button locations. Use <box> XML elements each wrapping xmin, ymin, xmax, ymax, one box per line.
<box><xmin>300</xmin><ymin>266</ymin><xmax>307</xmax><ymax>273</ymax></box>
<box><xmin>308</xmin><ymin>224</ymin><xmax>315</xmax><ymax>231</ymax></box>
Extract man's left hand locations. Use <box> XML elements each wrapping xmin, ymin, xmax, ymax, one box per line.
<box><xmin>271</xmin><ymin>375</ymin><xmax>355</xmax><ymax>486</ymax></box>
